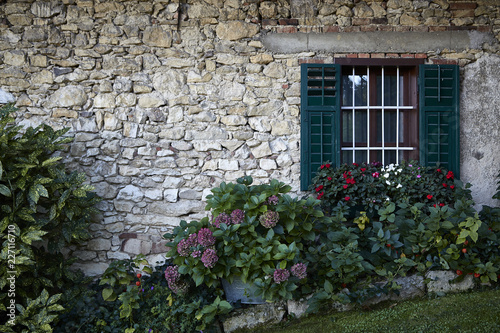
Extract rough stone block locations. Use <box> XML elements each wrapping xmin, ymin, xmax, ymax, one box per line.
<box><xmin>426</xmin><ymin>270</ymin><xmax>474</xmax><ymax>293</ymax></box>
<box><xmin>223</xmin><ymin>302</ymin><xmax>286</xmax><ymax>333</ymax></box>
<box><xmin>87</xmin><ymin>238</ymin><xmax>111</xmax><ymax>251</ymax></box>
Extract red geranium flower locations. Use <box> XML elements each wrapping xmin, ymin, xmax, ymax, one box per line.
<box><xmin>372</xmin><ymin>172</ymin><xmax>379</xmax><ymax>178</ymax></box>
<box><xmin>474</xmin><ymin>273</ymin><xmax>481</xmax><ymax>278</ymax></box>
<box><xmin>456</xmin><ymin>270</ymin><xmax>463</xmax><ymax>276</ymax></box>
<box><xmin>439</xmin><ymin>203</ymin><xmax>445</xmax><ymax>207</ymax></box>
<box><xmin>344</xmin><ymin>196</ymin><xmax>350</xmax><ymax>201</ymax></box>
<box><xmin>446</xmin><ymin>171</ymin><xmax>454</xmax><ymax>179</ymax></box>
<box><xmin>450</xmin><ymin>185</ymin><xmax>455</xmax><ymax>189</ymax></box>
<box><xmin>360</xmin><ymin>168</ymin><xmax>366</xmax><ymax>172</ymax></box>
<box><xmin>427</xmin><ymin>194</ymin><xmax>433</xmax><ymax>200</ymax></box>
<box><xmin>325</xmin><ymin>163</ymin><xmax>331</xmax><ymax>168</ymax></box>
<box><xmin>442</xmin><ymin>183</ymin><xmax>447</xmax><ymax>187</ymax></box>
<box><xmin>327</xmin><ymin>177</ymin><xmax>332</xmax><ymax>181</ymax></box>
<box><xmin>436</xmin><ymin>168</ymin><xmax>441</xmax><ymax>173</ymax></box>
<box><xmin>316</xmin><ymin>185</ymin><xmax>324</xmax><ymax>192</ymax></box>
<box><xmin>320</xmin><ymin>165</ymin><xmax>325</xmax><ymax>169</ymax></box>
<box><xmin>353</xmin><ymin>163</ymin><xmax>358</xmax><ymax>167</ymax></box>
<box><xmin>343</xmin><ymin>185</ymin><xmax>348</xmax><ymax>189</ymax></box>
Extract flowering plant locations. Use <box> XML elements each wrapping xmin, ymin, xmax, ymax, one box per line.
<box><xmin>311</xmin><ymin>161</ymin><xmax>471</xmax><ymax>216</ymax></box>
<box><xmin>164</xmin><ymin>176</ymin><xmax>330</xmax><ymax>302</ymax></box>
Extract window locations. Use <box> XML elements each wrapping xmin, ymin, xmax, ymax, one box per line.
<box><xmin>300</xmin><ymin>61</ymin><xmax>459</xmax><ymax>191</ymax></box>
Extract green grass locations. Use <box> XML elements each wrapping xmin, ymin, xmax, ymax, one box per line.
<box><xmin>238</xmin><ymin>289</ymin><xmax>500</xmax><ymax>333</ymax></box>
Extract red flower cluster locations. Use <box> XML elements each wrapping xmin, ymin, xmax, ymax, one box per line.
<box><xmin>372</xmin><ymin>172</ymin><xmax>380</xmax><ymax>178</ymax></box>
<box><xmin>427</xmin><ymin>194</ymin><xmax>433</xmax><ymax>200</ymax></box>
<box><xmin>320</xmin><ymin>164</ymin><xmax>331</xmax><ymax>169</ymax></box>
<box><xmin>446</xmin><ymin>171</ymin><xmax>454</xmax><ymax>180</ymax></box>
<box><xmin>346</xmin><ymin>178</ymin><xmax>356</xmax><ymax>185</ymax></box>
<box><xmin>315</xmin><ymin>185</ymin><xmax>324</xmax><ymax>192</ymax></box>
<box><xmin>317</xmin><ymin>191</ymin><xmax>324</xmax><ymax>199</ymax></box>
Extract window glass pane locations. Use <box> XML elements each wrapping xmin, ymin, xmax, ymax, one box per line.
<box><xmin>342</xmin><ymin>74</ymin><xmax>368</xmax><ymax>106</ymax></box>
<box><xmin>384</xmin><ymin>110</ymin><xmax>397</xmax><ymax>144</ymax></box>
<box><xmin>342</xmin><ymin>150</ymin><xmax>353</xmax><ymax>164</ymax></box>
<box><xmin>384</xmin><ymin>150</ymin><xmax>397</xmax><ymax>165</ymax></box>
<box><xmin>355</xmin><ymin>110</ymin><xmax>367</xmax><ymax>144</ymax></box>
<box><xmin>342</xmin><ymin>111</ymin><xmax>353</xmax><ymax>143</ymax></box>
<box><xmin>355</xmin><ymin>150</ymin><xmax>367</xmax><ymax>164</ymax></box>
<box><xmin>342</xmin><ymin>75</ymin><xmax>353</xmax><ymax>106</ymax></box>
<box><xmin>377</xmin><ymin>75</ymin><xmax>397</xmax><ymax>106</ymax></box>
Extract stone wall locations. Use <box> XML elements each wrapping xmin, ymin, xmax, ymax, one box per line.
<box><xmin>0</xmin><ymin>0</ymin><xmax>499</xmax><ymax>275</ymax></box>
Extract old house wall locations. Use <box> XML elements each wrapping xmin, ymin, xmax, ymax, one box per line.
<box><xmin>0</xmin><ymin>0</ymin><xmax>499</xmax><ymax>275</ymax></box>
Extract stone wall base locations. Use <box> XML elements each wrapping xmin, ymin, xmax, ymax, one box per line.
<box><xmin>222</xmin><ymin>270</ymin><xmax>477</xmax><ymax>333</ymax></box>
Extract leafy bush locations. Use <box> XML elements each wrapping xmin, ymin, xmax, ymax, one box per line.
<box><xmin>311</xmin><ymin>161</ymin><xmax>471</xmax><ymax>216</ymax></box>
<box><xmin>164</xmin><ymin>176</ymin><xmax>331</xmax><ymax>327</ymax></box>
<box><xmin>305</xmin><ymin>162</ymin><xmax>500</xmax><ymax>312</ymax></box>
<box><xmin>55</xmin><ymin>258</ymin><xmax>222</xmax><ymax>333</ymax></box>
<box><xmin>0</xmin><ymin>105</ymin><xmax>100</xmax><ymax>332</ymax></box>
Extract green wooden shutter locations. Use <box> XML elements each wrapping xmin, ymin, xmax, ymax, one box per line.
<box><xmin>300</xmin><ymin>64</ymin><xmax>341</xmax><ymax>190</ymax></box>
<box><xmin>419</xmin><ymin>64</ymin><xmax>460</xmax><ymax>176</ymax></box>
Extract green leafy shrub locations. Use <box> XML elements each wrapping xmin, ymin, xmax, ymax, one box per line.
<box><xmin>56</xmin><ymin>258</ymin><xmax>222</xmax><ymax>333</ymax></box>
<box><xmin>311</xmin><ymin>161</ymin><xmax>471</xmax><ymax>216</ymax></box>
<box><xmin>0</xmin><ymin>105</ymin><xmax>100</xmax><ymax>332</ymax></box>
<box><xmin>164</xmin><ymin>176</ymin><xmax>331</xmax><ymax>326</ymax></box>
<box><xmin>304</xmin><ymin>161</ymin><xmax>500</xmax><ymax>312</ymax></box>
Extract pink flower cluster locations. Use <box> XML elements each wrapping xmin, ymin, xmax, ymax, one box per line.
<box><xmin>259</xmin><ymin>210</ymin><xmax>279</xmax><ymax>228</ymax></box>
<box><xmin>230</xmin><ymin>209</ymin><xmax>245</xmax><ymax>224</ymax></box>
<box><xmin>177</xmin><ymin>234</ymin><xmax>197</xmax><ymax>256</ymax></box>
<box><xmin>212</xmin><ymin>212</ymin><xmax>231</xmax><ymax>228</ymax></box>
<box><xmin>291</xmin><ymin>263</ymin><xmax>307</xmax><ymax>279</ymax></box>
<box><xmin>164</xmin><ymin>265</ymin><xmax>187</xmax><ymax>294</ymax></box>
<box><xmin>273</xmin><ymin>268</ymin><xmax>290</xmax><ymax>284</ymax></box>
<box><xmin>201</xmin><ymin>248</ymin><xmax>218</xmax><ymax>268</ymax></box>
<box><xmin>213</xmin><ymin>209</ymin><xmax>246</xmax><ymax>227</ymax></box>
<box><xmin>197</xmin><ymin>228</ymin><xmax>216</xmax><ymax>247</ymax></box>
<box><xmin>177</xmin><ymin>228</ymin><xmax>216</xmax><ymax>260</ymax></box>
<box><xmin>267</xmin><ymin>195</ymin><xmax>279</xmax><ymax>205</ymax></box>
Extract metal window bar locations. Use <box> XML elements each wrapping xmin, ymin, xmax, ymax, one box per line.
<box><xmin>381</xmin><ymin>66</ymin><xmax>385</xmax><ymax>165</ymax></box>
<box><xmin>351</xmin><ymin>67</ymin><xmax>355</xmax><ymax>163</ymax></box>
<box><xmin>396</xmin><ymin>66</ymin><xmax>400</xmax><ymax>163</ymax></box>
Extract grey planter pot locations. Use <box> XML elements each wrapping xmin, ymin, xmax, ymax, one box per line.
<box><xmin>222</xmin><ymin>276</ymin><xmax>266</xmax><ymax>304</ymax></box>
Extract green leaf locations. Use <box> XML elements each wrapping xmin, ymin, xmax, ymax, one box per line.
<box><xmin>324</xmin><ymin>280</ymin><xmax>334</xmax><ymax>293</ymax></box>
<box><xmin>41</xmin><ymin>156</ymin><xmax>62</xmax><ymax>167</ymax></box>
<box><xmin>0</xmin><ymin>184</ymin><xmax>11</xmax><ymax>197</ymax></box>
<box><xmin>279</xmin><ymin>260</ymin><xmax>287</xmax><ymax>269</ymax></box>
<box><xmin>102</xmin><ymin>288</ymin><xmax>116</xmax><ymax>301</ymax></box>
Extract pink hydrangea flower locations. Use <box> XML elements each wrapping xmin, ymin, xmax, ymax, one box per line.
<box><xmin>197</xmin><ymin>228</ymin><xmax>216</xmax><ymax>247</ymax></box>
<box><xmin>273</xmin><ymin>269</ymin><xmax>290</xmax><ymax>284</ymax></box>
<box><xmin>201</xmin><ymin>248</ymin><xmax>218</xmax><ymax>268</ymax></box>
<box><xmin>259</xmin><ymin>211</ymin><xmax>279</xmax><ymax>228</ymax></box>
<box><xmin>291</xmin><ymin>263</ymin><xmax>307</xmax><ymax>279</ymax></box>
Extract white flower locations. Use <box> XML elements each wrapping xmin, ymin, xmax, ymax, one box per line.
<box><xmin>386</xmin><ymin>180</ymin><xmax>391</xmax><ymax>185</ymax></box>
<box><xmin>397</xmin><ymin>169</ymin><xmax>402</xmax><ymax>173</ymax></box>
<box><xmin>383</xmin><ymin>173</ymin><xmax>390</xmax><ymax>178</ymax></box>
<box><xmin>396</xmin><ymin>184</ymin><xmax>402</xmax><ymax>188</ymax></box>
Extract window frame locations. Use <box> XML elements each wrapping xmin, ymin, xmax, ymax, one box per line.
<box><xmin>300</xmin><ymin>60</ymin><xmax>460</xmax><ymax>191</ymax></box>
